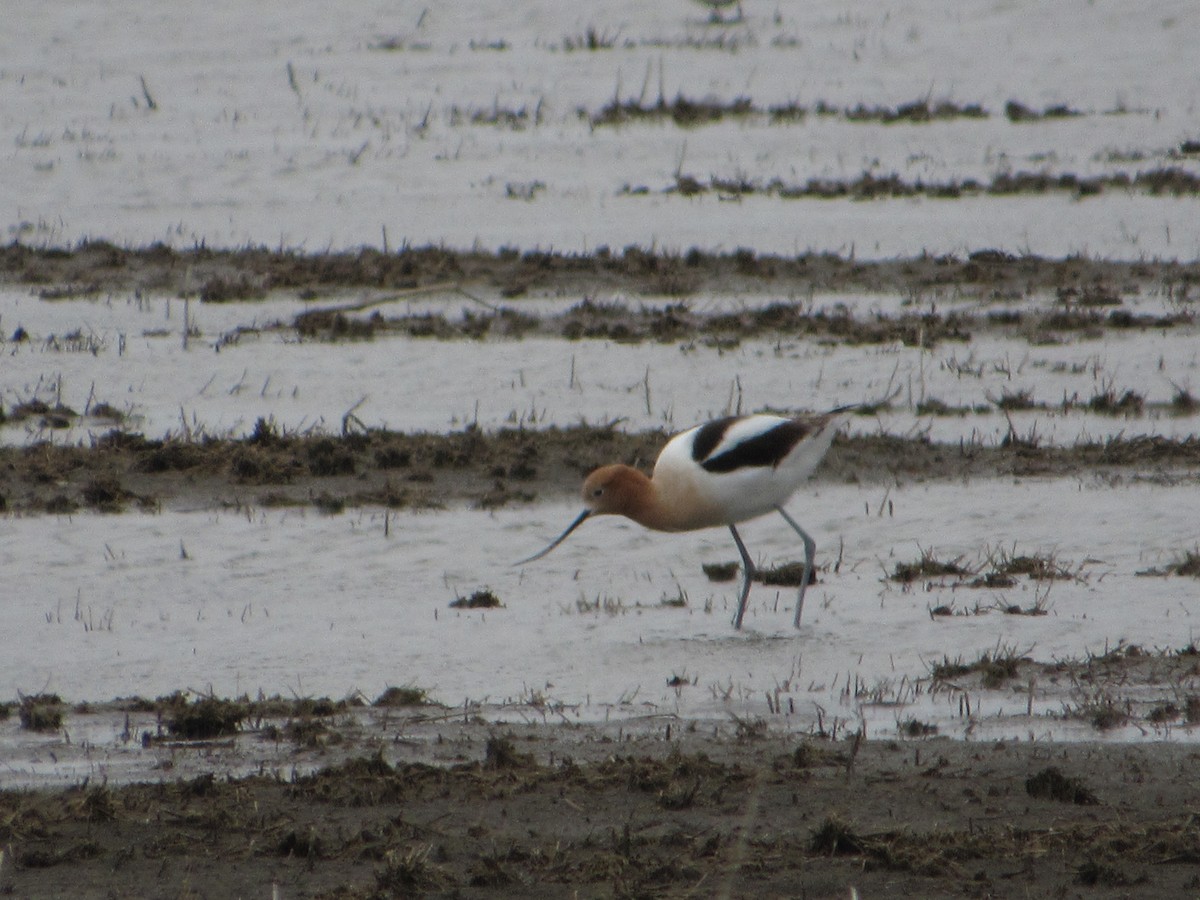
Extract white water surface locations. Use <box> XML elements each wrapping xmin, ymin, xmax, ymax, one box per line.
<box><xmin>2</xmin><ymin>2</ymin><xmax>1200</xmax><ymax>782</ymax></box>
<box><xmin>1</xmin><ymin>0</ymin><xmax>1198</xmax><ymax>258</ymax></box>
<box><xmin>2</xmin><ymin>478</ymin><xmax>1197</xmax><ymax>739</ymax></box>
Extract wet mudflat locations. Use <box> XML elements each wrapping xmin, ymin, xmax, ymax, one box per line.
<box><xmin>4</xmin><ymin>721</ymin><xmax>1200</xmax><ymax>899</ymax></box>
<box><xmin>3</xmin><ymin>248</ymin><xmax>1200</xmax><ymax>899</ymax></box>
<box><xmin>5</xmin><ymin>2</ymin><xmax>1200</xmax><ymax>895</ymax></box>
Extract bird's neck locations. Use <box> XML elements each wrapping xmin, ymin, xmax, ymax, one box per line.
<box><xmin>624</xmin><ymin>469</ymin><xmax>701</xmax><ymax>532</ymax></box>
<box><xmin>605</xmin><ymin>466</ymin><xmax>671</xmax><ymax>531</ymax></box>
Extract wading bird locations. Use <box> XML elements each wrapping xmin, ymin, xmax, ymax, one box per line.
<box><xmin>516</xmin><ymin>407</ymin><xmax>853</xmax><ymax>629</ymax></box>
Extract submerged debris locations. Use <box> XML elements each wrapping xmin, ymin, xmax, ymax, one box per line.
<box><xmin>753</xmin><ymin>561</ymin><xmax>816</xmax><ymax>586</ymax></box>
<box><xmin>449</xmin><ymin>588</ymin><xmax>503</xmax><ymax>609</ymax></box>
<box><xmin>701</xmin><ymin>561</ymin><xmax>739</xmax><ymax>582</ymax></box>
<box><xmin>373</xmin><ymin>685</ymin><xmax>431</xmax><ymax>707</ymax></box>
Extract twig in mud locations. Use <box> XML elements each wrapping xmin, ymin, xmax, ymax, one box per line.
<box><xmin>285</xmin><ymin>61</ymin><xmax>300</xmax><ymax>98</ymax></box>
<box><xmin>139</xmin><ymin>75</ymin><xmax>157</xmax><ymax>110</ymax></box>
<box><xmin>342</xmin><ymin>397</ymin><xmax>369</xmax><ymax>435</ymax></box>
<box><xmin>845</xmin><ymin>726</ymin><xmax>865</xmax><ymax>775</ymax></box>
<box><xmin>673</xmin><ymin>140</ymin><xmax>688</xmax><ymax>180</ymax></box>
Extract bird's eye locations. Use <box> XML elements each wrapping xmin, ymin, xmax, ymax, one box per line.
<box><xmin>592</xmin><ymin>487</ymin><xmax>604</xmax><ymax>497</ymax></box>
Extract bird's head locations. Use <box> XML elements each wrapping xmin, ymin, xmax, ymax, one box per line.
<box><xmin>580</xmin><ymin>464</ymin><xmax>643</xmax><ymax>517</ymax></box>
<box><xmin>515</xmin><ymin>465</ymin><xmax>649</xmax><ymax>566</ymax></box>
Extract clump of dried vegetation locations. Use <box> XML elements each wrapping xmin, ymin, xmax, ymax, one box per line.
<box><xmin>18</xmin><ymin>693</ymin><xmax>65</xmax><ymax>731</ymax></box>
<box><xmin>1137</xmin><ymin>548</ymin><xmax>1200</xmax><ymax>578</ymax></box>
<box><xmin>930</xmin><ymin>645</ymin><xmax>1028</xmax><ymax>689</ymax></box>
<box><xmin>890</xmin><ymin>548</ymin><xmax>969</xmax><ymax>583</ymax></box>
<box><xmin>448</xmin><ymin>588</ymin><xmax>503</xmax><ymax>609</ymax></box>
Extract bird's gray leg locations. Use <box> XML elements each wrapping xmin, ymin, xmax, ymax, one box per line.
<box><xmin>729</xmin><ymin>524</ymin><xmax>756</xmax><ymax>630</ymax></box>
<box><xmin>775</xmin><ymin>506</ymin><xmax>815</xmax><ymax>628</ymax></box>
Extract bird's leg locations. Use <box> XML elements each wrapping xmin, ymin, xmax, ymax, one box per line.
<box><xmin>728</xmin><ymin>524</ymin><xmax>756</xmax><ymax>630</ymax></box>
<box><xmin>775</xmin><ymin>506</ymin><xmax>815</xmax><ymax>628</ymax></box>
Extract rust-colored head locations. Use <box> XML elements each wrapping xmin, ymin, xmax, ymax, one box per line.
<box><xmin>580</xmin><ymin>464</ymin><xmax>647</xmax><ymax>517</ymax></box>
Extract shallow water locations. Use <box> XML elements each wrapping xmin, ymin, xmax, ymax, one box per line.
<box><xmin>4</xmin><ymin>476</ymin><xmax>1196</xmax><ymax>746</ymax></box>
<box><xmin>4</xmin><ymin>288</ymin><xmax>1199</xmax><ymax>447</ymax></box>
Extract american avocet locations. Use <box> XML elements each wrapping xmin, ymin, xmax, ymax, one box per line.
<box><xmin>517</xmin><ymin>407</ymin><xmax>854</xmax><ymax>629</ymax></box>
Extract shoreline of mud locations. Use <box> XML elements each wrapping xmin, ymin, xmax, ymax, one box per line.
<box><xmin>1</xmin><ymin>427</ymin><xmax>1198</xmax><ymax>516</ymax></box>
<box><xmin>2</xmin><ymin>713</ymin><xmax>1199</xmax><ymax>898</ymax></box>
<box><xmin>0</xmin><ymin>427</ymin><xmax>1195</xmax><ymax>518</ymax></box>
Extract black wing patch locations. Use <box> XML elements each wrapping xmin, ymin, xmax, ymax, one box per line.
<box><xmin>690</xmin><ymin>417</ymin><xmax>739</xmax><ymax>465</ymax></box>
<box><xmin>696</xmin><ymin>418</ymin><xmax>818</xmax><ymax>474</ymax></box>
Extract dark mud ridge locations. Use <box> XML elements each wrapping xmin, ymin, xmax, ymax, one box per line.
<box><xmin>5</xmin><ymin>242</ymin><xmax>1200</xmax><ymax>306</ymax></box>
<box><xmin>2</xmin><ymin>425</ymin><xmax>1199</xmax><ymax>515</ymax></box>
